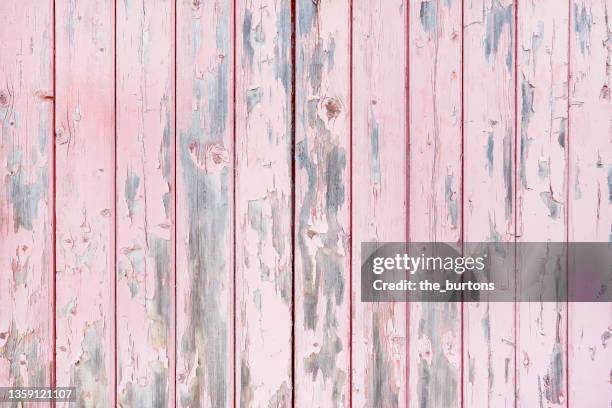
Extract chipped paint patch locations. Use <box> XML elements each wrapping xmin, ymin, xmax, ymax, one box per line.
<box><xmin>7</xmin><ymin>148</ymin><xmax>47</xmax><ymax>232</ymax></box>
<box><xmin>574</xmin><ymin>3</ymin><xmax>592</xmax><ymax>54</ymax></box>
<box><xmin>124</xmin><ymin>170</ymin><xmax>140</xmax><ymax>221</ymax></box>
<box><xmin>503</xmin><ymin>129</ymin><xmax>513</xmax><ymax>219</ymax></box>
<box><xmin>520</xmin><ymin>77</ymin><xmax>535</xmax><ymax>187</ymax></box>
<box><xmin>420</xmin><ymin>1</ymin><xmax>437</xmax><ymax>32</ymax></box>
<box><xmin>484</xmin><ymin>2</ymin><xmax>514</xmax><ymax>70</ymax></box>
<box><xmin>445</xmin><ymin>174</ymin><xmax>459</xmax><ymax>227</ymax></box>
<box><xmin>538</xmin><ymin>159</ymin><xmax>551</xmax><ymax>180</ymax></box>
<box><xmin>370</xmin><ymin>114</ymin><xmax>381</xmax><ymax>184</ymax></box>
<box><xmin>486</xmin><ymin>132</ymin><xmax>494</xmax><ymax>176</ymax></box>
<box><xmin>607</xmin><ymin>165</ymin><xmax>612</xmax><ymax>203</ymax></box>
<box><xmin>540</xmin><ymin>191</ymin><xmax>561</xmax><ymax>219</ymax></box>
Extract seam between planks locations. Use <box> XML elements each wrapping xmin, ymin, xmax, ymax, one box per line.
<box><xmin>405</xmin><ymin>1</ymin><xmax>411</xmax><ymax>405</ymax></box>
<box><xmin>513</xmin><ymin>1</ymin><xmax>519</xmax><ymax>406</ymax></box>
<box><xmin>113</xmin><ymin>0</ymin><xmax>118</xmax><ymax>404</ymax></box>
<box><xmin>232</xmin><ymin>0</ymin><xmax>237</xmax><ymax>407</ymax></box>
<box><xmin>291</xmin><ymin>0</ymin><xmax>297</xmax><ymax>406</ymax></box>
<box><xmin>349</xmin><ymin>0</ymin><xmax>354</xmax><ymax>406</ymax></box>
<box><xmin>565</xmin><ymin>0</ymin><xmax>571</xmax><ymax>405</ymax></box>
<box><xmin>52</xmin><ymin>0</ymin><xmax>57</xmax><ymax>406</ymax></box>
<box><xmin>173</xmin><ymin>0</ymin><xmax>178</xmax><ymax>406</ymax></box>
<box><xmin>460</xmin><ymin>0</ymin><xmax>465</xmax><ymax>406</ymax></box>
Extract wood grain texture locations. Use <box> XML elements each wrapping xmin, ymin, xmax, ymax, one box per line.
<box><xmin>463</xmin><ymin>0</ymin><xmax>517</xmax><ymax>406</ymax></box>
<box><xmin>116</xmin><ymin>0</ymin><xmax>175</xmax><ymax>406</ymax></box>
<box><xmin>295</xmin><ymin>0</ymin><xmax>350</xmax><ymax>407</ymax></box>
<box><xmin>516</xmin><ymin>1</ymin><xmax>569</xmax><ymax>406</ymax></box>
<box><xmin>1</xmin><ymin>1</ymin><xmax>611</xmax><ymax>406</ymax></box>
<box><xmin>0</xmin><ymin>0</ymin><xmax>54</xmax><ymax>403</ymax></box>
<box><xmin>568</xmin><ymin>0</ymin><xmax>612</xmax><ymax>406</ymax></box>
<box><xmin>235</xmin><ymin>0</ymin><xmax>293</xmax><ymax>406</ymax></box>
<box><xmin>352</xmin><ymin>1</ymin><xmax>408</xmax><ymax>407</ymax></box>
<box><xmin>54</xmin><ymin>0</ymin><xmax>115</xmax><ymax>406</ymax></box>
<box><xmin>175</xmin><ymin>0</ymin><xmax>234</xmax><ymax>406</ymax></box>
<box><xmin>408</xmin><ymin>0</ymin><xmax>462</xmax><ymax>406</ymax></box>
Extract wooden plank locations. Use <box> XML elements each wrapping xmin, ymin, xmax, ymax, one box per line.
<box><xmin>462</xmin><ymin>0</ymin><xmax>516</xmax><ymax>406</ymax></box>
<box><xmin>408</xmin><ymin>0</ymin><xmax>463</xmax><ymax>406</ymax></box>
<box><xmin>175</xmin><ymin>0</ymin><xmax>234</xmax><ymax>406</ymax></box>
<box><xmin>116</xmin><ymin>0</ymin><xmax>175</xmax><ymax>406</ymax></box>
<box><xmin>516</xmin><ymin>1</ymin><xmax>569</xmax><ymax>406</ymax></box>
<box><xmin>408</xmin><ymin>0</ymin><xmax>462</xmax><ymax>408</ymax></box>
<box><xmin>54</xmin><ymin>0</ymin><xmax>115</xmax><ymax>405</ymax></box>
<box><xmin>235</xmin><ymin>0</ymin><xmax>293</xmax><ymax>406</ymax></box>
<box><xmin>0</xmin><ymin>0</ymin><xmax>54</xmax><ymax>399</ymax></box>
<box><xmin>352</xmin><ymin>1</ymin><xmax>408</xmax><ymax>407</ymax></box>
<box><xmin>294</xmin><ymin>0</ymin><xmax>350</xmax><ymax>407</ymax></box>
<box><xmin>568</xmin><ymin>0</ymin><xmax>612</xmax><ymax>405</ymax></box>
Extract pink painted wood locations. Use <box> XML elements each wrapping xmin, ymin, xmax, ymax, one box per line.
<box><xmin>463</xmin><ymin>0</ymin><xmax>517</xmax><ymax>406</ymax></box>
<box><xmin>116</xmin><ymin>0</ymin><xmax>175</xmax><ymax>406</ymax></box>
<box><xmin>295</xmin><ymin>0</ymin><xmax>351</xmax><ymax>407</ymax></box>
<box><xmin>235</xmin><ymin>0</ymin><xmax>293</xmax><ymax>406</ymax></box>
<box><xmin>568</xmin><ymin>0</ymin><xmax>612</xmax><ymax>406</ymax></box>
<box><xmin>352</xmin><ymin>1</ymin><xmax>408</xmax><ymax>407</ymax></box>
<box><xmin>54</xmin><ymin>0</ymin><xmax>116</xmax><ymax>406</ymax></box>
<box><xmin>175</xmin><ymin>0</ymin><xmax>234</xmax><ymax>407</ymax></box>
<box><xmin>0</xmin><ymin>1</ymin><xmax>610</xmax><ymax>406</ymax></box>
<box><xmin>0</xmin><ymin>2</ymin><xmax>54</xmax><ymax>406</ymax></box>
<box><xmin>408</xmin><ymin>0</ymin><xmax>463</xmax><ymax>406</ymax></box>
<box><xmin>516</xmin><ymin>0</ymin><xmax>569</xmax><ymax>405</ymax></box>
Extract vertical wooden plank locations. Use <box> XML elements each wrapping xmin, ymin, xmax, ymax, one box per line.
<box><xmin>463</xmin><ymin>0</ymin><xmax>516</xmax><ymax>406</ymax></box>
<box><xmin>516</xmin><ymin>1</ymin><xmax>569</xmax><ymax>406</ymax></box>
<box><xmin>408</xmin><ymin>0</ymin><xmax>463</xmax><ymax>406</ymax></box>
<box><xmin>0</xmin><ymin>0</ymin><xmax>54</xmax><ymax>398</ymax></box>
<box><xmin>116</xmin><ymin>0</ymin><xmax>175</xmax><ymax>406</ymax></box>
<box><xmin>352</xmin><ymin>1</ymin><xmax>408</xmax><ymax>407</ymax></box>
<box><xmin>569</xmin><ymin>0</ymin><xmax>612</xmax><ymax>405</ymax></box>
<box><xmin>294</xmin><ymin>0</ymin><xmax>350</xmax><ymax>406</ymax></box>
<box><xmin>175</xmin><ymin>0</ymin><xmax>234</xmax><ymax>406</ymax></box>
<box><xmin>55</xmin><ymin>0</ymin><xmax>115</xmax><ymax>405</ymax></box>
<box><xmin>235</xmin><ymin>0</ymin><xmax>293</xmax><ymax>405</ymax></box>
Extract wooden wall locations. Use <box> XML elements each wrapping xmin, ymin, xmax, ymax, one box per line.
<box><xmin>0</xmin><ymin>0</ymin><xmax>610</xmax><ymax>406</ymax></box>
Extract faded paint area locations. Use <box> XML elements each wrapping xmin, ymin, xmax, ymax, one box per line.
<box><xmin>236</xmin><ymin>0</ymin><xmax>293</xmax><ymax>406</ymax></box>
<box><xmin>353</xmin><ymin>1</ymin><xmax>408</xmax><ymax>407</ymax></box>
<box><xmin>176</xmin><ymin>0</ymin><xmax>233</xmax><ymax>407</ymax></box>
<box><xmin>0</xmin><ymin>326</ymin><xmax>48</xmax><ymax>388</ymax></box>
<box><xmin>464</xmin><ymin>0</ymin><xmax>517</xmax><ymax>406</ymax></box>
<box><xmin>295</xmin><ymin>1</ymin><xmax>351</xmax><ymax>406</ymax></box>
<box><xmin>178</xmin><ymin>136</ymin><xmax>230</xmax><ymax>408</ymax></box>
<box><xmin>6</xmin><ymin>149</ymin><xmax>48</xmax><ymax>233</ymax></box>
<box><xmin>73</xmin><ymin>322</ymin><xmax>109</xmax><ymax>407</ymax></box>
<box><xmin>0</xmin><ymin>1</ymin><xmax>53</xmax><ymax>397</ymax></box>
<box><xmin>371</xmin><ymin>311</ymin><xmax>400</xmax><ymax>407</ymax></box>
<box><xmin>409</xmin><ymin>0</ymin><xmax>462</xmax><ymax>406</ymax></box>
<box><xmin>415</xmin><ymin>304</ymin><xmax>459</xmax><ymax>408</ymax></box>
<box><xmin>516</xmin><ymin>1</ymin><xmax>569</xmax><ymax>406</ymax></box>
<box><xmin>55</xmin><ymin>0</ymin><xmax>116</xmax><ymax>405</ymax></box>
<box><xmin>569</xmin><ymin>1</ymin><xmax>612</xmax><ymax>405</ymax></box>
<box><xmin>116</xmin><ymin>0</ymin><xmax>175</xmax><ymax>405</ymax></box>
